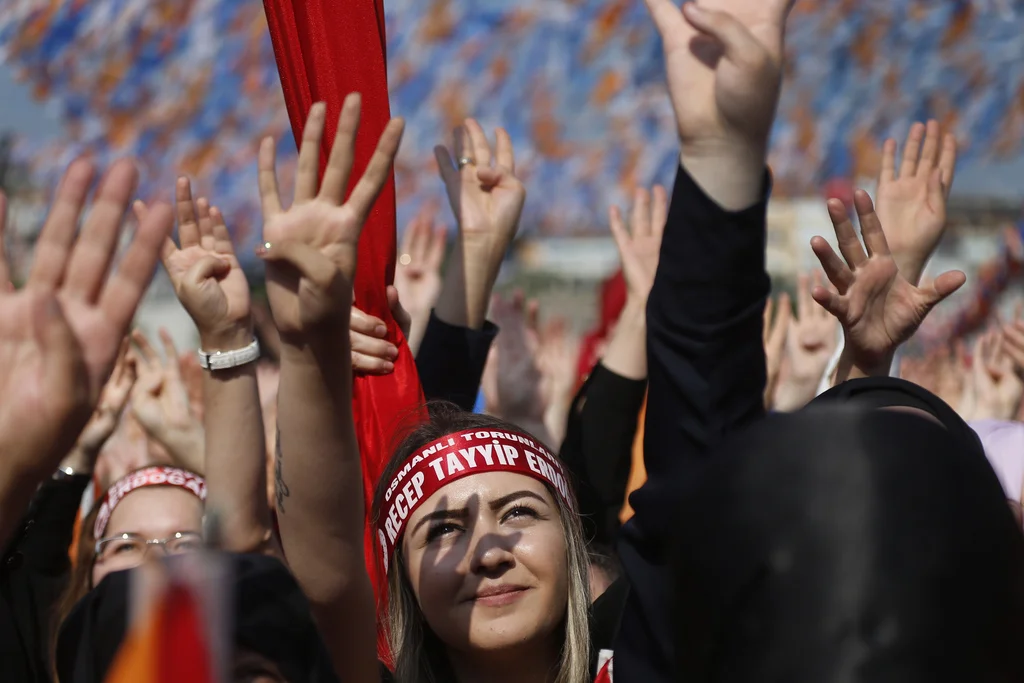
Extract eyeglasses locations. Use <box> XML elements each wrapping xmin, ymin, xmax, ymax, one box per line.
<box><xmin>94</xmin><ymin>531</ymin><xmax>204</xmax><ymax>562</ymax></box>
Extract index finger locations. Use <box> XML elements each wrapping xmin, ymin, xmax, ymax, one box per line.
<box><xmin>132</xmin><ymin>328</ymin><xmax>161</xmax><ymax>369</ymax></box>
<box><xmin>464</xmin><ymin>119</ymin><xmax>493</xmax><ymax>169</ymax></box>
<box><xmin>159</xmin><ymin>328</ymin><xmax>180</xmax><ymax>373</ymax></box>
<box><xmin>100</xmin><ymin>201</ymin><xmax>175</xmax><ymax>336</ymax></box>
<box><xmin>176</xmin><ymin>177</ymin><xmax>201</xmax><ymax>248</ymax></box>
<box><xmin>345</xmin><ymin>117</ymin><xmax>406</xmax><ymax>226</ymax></box>
<box><xmin>494</xmin><ymin>127</ymin><xmax>515</xmax><ymax>173</ymax></box>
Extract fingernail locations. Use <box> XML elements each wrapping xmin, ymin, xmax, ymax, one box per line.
<box><xmin>374</xmin><ymin>324</ymin><xmax>387</xmax><ymax>337</ymax></box>
<box><xmin>382</xmin><ymin>361</ymin><xmax>394</xmax><ymax>372</ymax></box>
<box><xmin>386</xmin><ymin>345</ymin><xmax>399</xmax><ymax>359</ymax></box>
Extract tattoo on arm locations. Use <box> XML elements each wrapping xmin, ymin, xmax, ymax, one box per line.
<box><xmin>274</xmin><ymin>427</ymin><xmax>290</xmax><ymax>514</ymax></box>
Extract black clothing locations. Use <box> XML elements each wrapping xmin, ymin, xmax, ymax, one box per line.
<box><xmin>669</xmin><ymin>407</ymin><xmax>1024</xmax><ymax>682</ymax></box>
<box><xmin>1</xmin><ymin>474</ymin><xmax>91</xmax><ymax>683</ymax></box>
<box><xmin>613</xmin><ymin>165</ymin><xmax>771</xmax><ymax>683</ymax></box>
<box><xmin>415</xmin><ymin>311</ymin><xmax>498</xmax><ymax>412</ymax></box>
<box><xmin>56</xmin><ymin>553</ymin><xmax>340</xmax><ymax>683</ymax></box>
<box><xmin>560</xmin><ymin>363</ymin><xmax>647</xmax><ymax>548</ymax></box>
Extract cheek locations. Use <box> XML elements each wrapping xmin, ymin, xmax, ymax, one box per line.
<box><xmin>404</xmin><ymin>544</ymin><xmax>466</xmax><ymax>611</ymax></box>
<box><xmin>517</xmin><ymin>522</ymin><xmax>569</xmax><ymax>588</ymax></box>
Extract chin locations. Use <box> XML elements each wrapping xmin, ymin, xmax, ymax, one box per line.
<box><xmin>457</xmin><ymin>596</ymin><xmax>560</xmax><ymax>652</ymax></box>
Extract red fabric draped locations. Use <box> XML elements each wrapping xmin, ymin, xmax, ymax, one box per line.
<box><xmin>262</xmin><ymin>0</ymin><xmax>423</xmax><ymax>623</ymax></box>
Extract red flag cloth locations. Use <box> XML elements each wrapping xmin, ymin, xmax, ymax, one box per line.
<box><xmin>262</xmin><ymin>0</ymin><xmax>424</xmax><ymax>619</ymax></box>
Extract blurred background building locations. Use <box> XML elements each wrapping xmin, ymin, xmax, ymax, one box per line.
<box><xmin>1</xmin><ymin>0</ymin><xmax>1024</xmax><ymax>342</ymax></box>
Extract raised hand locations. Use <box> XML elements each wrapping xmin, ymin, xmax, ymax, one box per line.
<box><xmin>394</xmin><ymin>210</ymin><xmax>446</xmax><ymax>345</ymax></box>
<box><xmin>535</xmin><ymin>316</ymin><xmax>580</xmax><ymax>446</ymax></box>
<box><xmin>258</xmin><ymin>95</ymin><xmax>405</xmax><ymax>338</ymax></box>
<box><xmin>610</xmin><ymin>185</ymin><xmax>668</xmax><ymax>304</ymax></box>
<box><xmin>762</xmin><ymin>293</ymin><xmax>790</xmax><ymax>408</ymax></box>
<box><xmin>0</xmin><ymin>159</ymin><xmax>172</xmax><ymax>498</ymax></box>
<box><xmin>773</xmin><ymin>273</ymin><xmax>839</xmax><ymax>411</ymax></box>
<box><xmin>129</xmin><ymin>328</ymin><xmax>204</xmax><ymax>472</ymax></box>
<box><xmin>145</xmin><ymin>178</ymin><xmax>253</xmax><ymax>350</ymax></box>
<box><xmin>874</xmin><ymin>120</ymin><xmax>958</xmax><ymax>286</ymax></box>
<box><xmin>811</xmin><ymin>191</ymin><xmax>966</xmax><ymax>377</ymax></box>
<box><xmin>484</xmin><ymin>294</ymin><xmax>547</xmax><ymax>437</ymax></box>
<box><xmin>73</xmin><ymin>339</ymin><xmax>137</xmax><ymax>459</ymax></box>
<box><xmin>644</xmin><ymin>0</ymin><xmax>796</xmax><ymax>204</ymax></box>
<box><xmin>435</xmin><ymin>120</ymin><xmax>526</xmax><ymax>255</ymax></box>
<box><xmin>970</xmin><ymin>328</ymin><xmax>1024</xmax><ymax>422</ymax></box>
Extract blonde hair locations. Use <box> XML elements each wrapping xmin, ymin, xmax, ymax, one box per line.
<box><xmin>373</xmin><ymin>403</ymin><xmax>592</xmax><ymax>683</ymax></box>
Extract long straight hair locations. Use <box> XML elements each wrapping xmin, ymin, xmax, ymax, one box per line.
<box><xmin>372</xmin><ymin>403</ymin><xmax>592</xmax><ymax>683</ymax></box>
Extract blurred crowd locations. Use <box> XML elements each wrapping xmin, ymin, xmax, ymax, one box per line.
<box><xmin>3</xmin><ymin>0</ymin><xmax>1024</xmax><ymax>241</ymax></box>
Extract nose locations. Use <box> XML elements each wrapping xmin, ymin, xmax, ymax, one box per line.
<box><xmin>468</xmin><ymin>532</ymin><xmax>516</xmax><ymax>576</ymax></box>
<box><xmin>143</xmin><ymin>541</ymin><xmax>170</xmax><ymax>558</ymax></box>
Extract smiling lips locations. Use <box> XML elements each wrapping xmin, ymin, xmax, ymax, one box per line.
<box><xmin>471</xmin><ymin>585</ymin><xmax>529</xmax><ymax>607</ymax></box>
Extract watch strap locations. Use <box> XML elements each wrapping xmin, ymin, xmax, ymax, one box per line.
<box><xmin>197</xmin><ymin>339</ymin><xmax>261</xmax><ymax>371</ymax></box>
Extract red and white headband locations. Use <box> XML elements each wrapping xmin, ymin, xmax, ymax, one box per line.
<box><xmin>94</xmin><ymin>466</ymin><xmax>207</xmax><ymax>539</ymax></box>
<box><xmin>376</xmin><ymin>428</ymin><xmax>574</xmax><ymax>574</ymax></box>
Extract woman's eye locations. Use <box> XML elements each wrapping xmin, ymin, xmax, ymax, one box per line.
<box><xmin>112</xmin><ymin>541</ymin><xmax>141</xmax><ymax>555</ymax></box>
<box><xmin>502</xmin><ymin>505</ymin><xmax>539</xmax><ymax>523</ymax></box>
<box><xmin>426</xmin><ymin>523</ymin><xmax>461</xmax><ymax>542</ymax></box>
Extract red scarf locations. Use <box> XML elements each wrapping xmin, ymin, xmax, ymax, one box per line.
<box><xmin>262</xmin><ymin>0</ymin><xmax>425</xmax><ymax>637</ymax></box>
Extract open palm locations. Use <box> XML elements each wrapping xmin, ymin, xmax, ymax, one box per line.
<box><xmin>874</xmin><ymin>120</ymin><xmax>957</xmax><ymax>285</ymax></box>
<box><xmin>258</xmin><ymin>96</ymin><xmax>405</xmax><ymax>336</ymax></box>
<box><xmin>810</xmin><ymin>192</ymin><xmax>965</xmax><ymax>370</ymax></box>
<box><xmin>0</xmin><ymin>158</ymin><xmax>172</xmax><ymax>500</ymax></box>
<box><xmin>644</xmin><ymin>0</ymin><xmax>796</xmax><ymax>147</ymax></box>
<box><xmin>610</xmin><ymin>185</ymin><xmax>668</xmax><ymax>302</ymax></box>
<box><xmin>434</xmin><ymin>119</ymin><xmax>525</xmax><ymax>255</ymax></box>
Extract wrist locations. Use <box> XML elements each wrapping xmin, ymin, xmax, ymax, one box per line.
<box><xmin>836</xmin><ymin>346</ymin><xmax>895</xmax><ymax>383</ymax></box>
<box><xmin>680</xmin><ymin>140</ymin><xmax>767</xmax><ymax>212</ymax></box>
<box><xmin>199</xmin><ymin>322</ymin><xmax>255</xmax><ymax>352</ymax></box>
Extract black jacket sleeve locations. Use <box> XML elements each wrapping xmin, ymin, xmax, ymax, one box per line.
<box><xmin>414</xmin><ymin>311</ymin><xmax>498</xmax><ymax>412</ymax></box>
<box><xmin>559</xmin><ymin>363</ymin><xmax>646</xmax><ymax>549</ymax></box>
<box><xmin>0</xmin><ymin>473</ymin><xmax>91</xmax><ymax>683</ymax></box>
<box><xmin>613</xmin><ymin>165</ymin><xmax>771</xmax><ymax>683</ymax></box>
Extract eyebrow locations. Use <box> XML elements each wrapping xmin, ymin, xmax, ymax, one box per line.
<box><xmin>410</xmin><ymin>490</ymin><xmax>549</xmax><ymax>536</ymax></box>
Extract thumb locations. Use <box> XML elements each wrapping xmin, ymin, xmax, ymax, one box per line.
<box><xmin>681</xmin><ymin>4</ymin><xmax>764</xmax><ymax>65</ymax></box>
<box><xmin>925</xmin><ymin>270</ymin><xmax>967</xmax><ymax>305</ymax></box>
<box><xmin>258</xmin><ymin>241</ymin><xmax>345</xmax><ymax>297</ymax></box>
<box><xmin>185</xmin><ymin>255</ymin><xmax>230</xmax><ymax>288</ymax></box>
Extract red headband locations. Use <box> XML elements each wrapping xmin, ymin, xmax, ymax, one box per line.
<box><xmin>94</xmin><ymin>466</ymin><xmax>207</xmax><ymax>539</ymax></box>
<box><xmin>376</xmin><ymin>428</ymin><xmax>573</xmax><ymax>574</ymax></box>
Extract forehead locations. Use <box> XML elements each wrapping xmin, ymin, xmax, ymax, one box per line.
<box><xmin>105</xmin><ymin>486</ymin><xmax>204</xmax><ymax>535</ymax></box>
<box><xmin>881</xmin><ymin>405</ymin><xmax>943</xmax><ymax>426</ymax></box>
<box><xmin>408</xmin><ymin>472</ymin><xmax>556</xmax><ymax>522</ymax></box>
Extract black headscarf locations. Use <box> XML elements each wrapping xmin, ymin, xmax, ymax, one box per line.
<box><xmin>812</xmin><ymin>376</ymin><xmax>983</xmax><ymax>454</ymax></box>
<box><xmin>669</xmin><ymin>407</ymin><xmax>1024</xmax><ymax>683</ymax></box>
<box><xmin>56</xmin><ymin>553</ymin><xmax>341</xmax><ymax>683</ymax></box>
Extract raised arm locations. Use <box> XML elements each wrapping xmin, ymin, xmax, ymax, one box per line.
<box><xmin>259</xmin><ymin>96</ymin><xmax>404</xmax><ymax>683</ymax></box>
<box><xmin>147</xmin><ymin>178</ymin><xmax>273</xmax><ymax>553</ymax></box>
<box><xmin>0</xmin><ymin>160</ymin><xmax>173</xmax><ymax>548</ymax></box>
<box><xmin>637</xmin><ymin>0</ymin><xmax>795</xmax><ymax>511</ymax></box>
<box><xmin>615</xmin><ymin>1</ymin><xmax>796</xmax><ymax>679</ymax></box>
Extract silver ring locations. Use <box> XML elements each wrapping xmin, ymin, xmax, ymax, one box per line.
<box><xmin>457</xmin><ymin>157</ymin><xmax>474</xmax><ymax>169</ymax></box>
